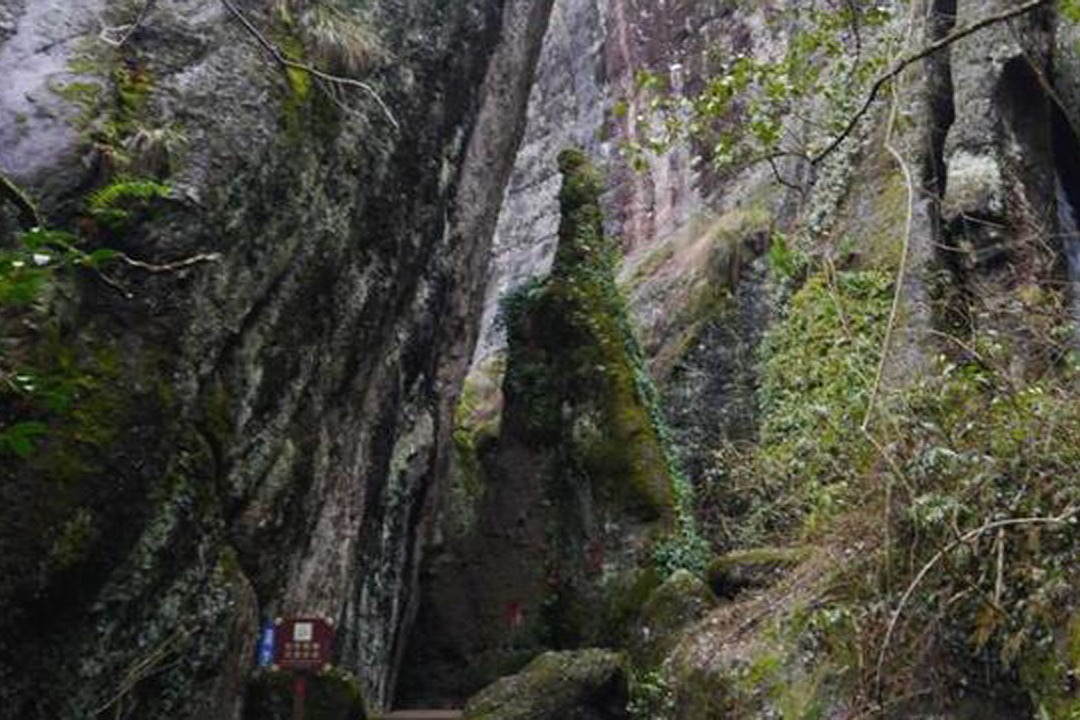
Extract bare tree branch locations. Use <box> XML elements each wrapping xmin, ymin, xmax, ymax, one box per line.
<box><xmin>861</xmin><ymin>34</ymin><xmax>918</xmax><ymax>434</ymax></box>
<box><xmin>811</xmin><ymin>0</ymin><xmax>1052</xmax><ymax>167</ymax></box>
<box><xmin>766</xmin><ymin>155</ymin><xmax>806</xmax><ymax>196</ymax></box>
<box><xmin>87</xmin><ymin>251</ymin><xmax>222</xmax><ymax>299</ymax></box>
<box><xmin>219</xmin><ymin>0</ymin><xmax>399</xmax><ymax>131</ymax></box>
<box><xmin>114</xmin><ymin>250</ymin><xmax>222</xmax><ymax>274</ymax></box>
<box><xmin>99</xmin><ymin>0</ymin><xmax>156</xmax><ymax>48</ymax></box>
<box><xmin>874</xmin><ymin>506</ymin><xmax>1080</xmax><ymax>701</ymax></box>
<box><xmin>0</xmin><ymin>172</ymin><xmax>43</xmax><ymax>229</ymax></box>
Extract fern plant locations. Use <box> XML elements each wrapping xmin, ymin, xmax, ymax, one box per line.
<box><xmin>87</xmin><ymin>177</ymin><xmax>170</xmax><ymax>228</ymax></box>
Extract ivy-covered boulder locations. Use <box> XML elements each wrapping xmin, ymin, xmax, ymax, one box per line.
<box><xmin>630</xmin><ymin>569</ymin><xmax>715</xmax><ymax>667</ymax></box>
<box><xmin>463</xmin><ymin>649</ymin><xmax>629</xmax><ymax>720</ymax></box>
<box><xmin>399</xmin><ymin>151</ymin><xmax>681</xmax><ymax>704</ymax></box>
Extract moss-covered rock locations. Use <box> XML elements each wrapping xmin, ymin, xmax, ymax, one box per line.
<box><xmin>245</xmin><ymin>668</ymin><xmax>367</xmax><ymax>720</ymax></box>
<box><xmin>630</xmin><ymin>569</ymin><xmax>715</xmax><ymax>668</ymax></box>
<box><xmin>503</xmin><ymin>148</ymin><xmax>676</xmax><ymax>521</ymax></box>
<box><xmin>0</xmin><ymin>0</ymin><xmax>557</xmax><ymax>715</ymax></box>
<box><xmin>463</xmin><ymin>649</ymin><xmax>629</xmax><ymax>720</ymax></box>
<box><xmin>661</xmin><ymin>650</ymin><xmax>741</xmax><ymax>720</ymax></box>
<box><xmin>401</xmin><ymin>151</ymin><xmax>682</xmax><ymax>705</ymax></box>
<box><xmin>1021</xmin><ymin>611</ymin><xmax>1080</xmax><ymax>718</ymax></box>
<box><xmin>706</xmin><ymin>547</ymin><xmax>810</xmax><ymax>600</ymax></box>
<box><xmin>601</xmin><ymin>567</ymin><xmax>663</xmax><ymax>648</ymax></box>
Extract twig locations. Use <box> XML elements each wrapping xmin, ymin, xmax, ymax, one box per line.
<box><xmin>0</xmin><ymin>172</ymin><xmax>43</xmax><ymax>229</ymax></box>
<box><xmin>114</xmin><ymin>250</ymin><xmax>222</xmax><ymax>274</ymax></box>
<box><xmin>861</xmin><ymin>104</ymin><xmax>914</xmax><ymax>431</ymax></box>
<box><xmin>993</xmin><ymin>527</ymin><xmax>1005</xmax><ymax>608</ymax></box>
<box><xmin>861</xmin><ymin>3</ymin><xmax>918</xmax><ymax>434</ymax></box>
<box><xmin>99</xmin><ymin>0</ymin><xmax>155</xmax><ymax>48</ymax></box>
<box><xmin>822</xmin><ymin>256</ymin><xmax>853</xmax><ymax>340</ymax></box>
<box><xmin>860</xmin><ymin>427</ymin><xmax>915</xmax><ymax>502</ymax></box>
<box><xmin>737</xmin><ymin>148</ymin><xmax>812</xmax><ymax>173</ymax></box>
<box><xmin>219</xmin><ymin>0</ymin><xmax>399</xmax><ymax>131</ymax></box>
<box><xmin>874</xmin><ymin>507</ymin><xmax>1080</xmax><ymax>699</ymax></box>
<box><xmin>92</xmin><ymin>630</ymin><xmax>190</xmax><ymax>718</ymax></box>
<box><xmin>811</xmin><ymin>0</ymin><xmax>1052</xmax><ymax>167</ymax></box>
<box><xmin>860</xmin><ymin>422</ymin><xmax>915</xmax><ymax>600</ymax></box>
<box><xmin>766</xmin><ymin>155</ymin><xmax>806</xmax><ymax>196</ymax></box>
<box><xmin>84</xmin><ymin>251</ymin><xmax>220</xmax><ymax>299</ymax></box>
<box><xmin>92</xmin><ymin>269</ymin><xmax>134</xmax><ymax>299</ymax></box>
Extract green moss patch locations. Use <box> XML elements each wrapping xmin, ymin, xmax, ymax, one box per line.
<box><xmin>696</xmin><ymin>268</ymin><xmax>892</xmax><ymax>548</ymax></box>
<box><xmin>687</xmin><ymin>256</ymin><xmax>1080</xmax><ymax>713</ymax></box>
<box><xmin>707</xmin><ymin>547</ymin><xmax>812</xmax><ymax>599</ymax></box>
<box><xmin>503</xmin><ymin>148</ymin><xmax>675</xmax><ymax>521</ymax></box>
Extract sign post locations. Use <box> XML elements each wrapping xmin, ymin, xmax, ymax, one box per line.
<box><xmin>270</xmin><ymin>616</ymin><xmax>336</xmax><ymax>720</ymax></box>
<box><xmin>293</xmin><ymin>674</ymin><xmax>307</xmax><ymax>720</ymax></box>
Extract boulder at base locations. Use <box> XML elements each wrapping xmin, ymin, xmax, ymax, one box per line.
<box><xmin>463</xmin><ymin>649</ymin><xmax>628</xmax><ymax>720</ymax></box>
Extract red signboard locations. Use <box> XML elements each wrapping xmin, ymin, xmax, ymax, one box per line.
<box><xmin>272</xmin><ymin>616</ymin><xmax>335</xmax><ymax>672</ymax></box>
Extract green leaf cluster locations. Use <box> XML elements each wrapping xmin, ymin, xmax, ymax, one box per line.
<box><xmin>621</xmin><ymin>2</ymin><xmax>895</xmax><ymax>174</ymax></box>
<box><xmin>696</xmin><ymin>267</ymin><xmax>892</xmax><ymax>548</ymax></box>
<box><xmin>0</xmin><ymin>176</ymin><xmax>166</xmax><ymax>456</ymax></box>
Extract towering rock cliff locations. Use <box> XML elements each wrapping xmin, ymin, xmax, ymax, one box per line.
<box><xmin>406</xmin><ymin>1</ymin><xmax>786</xmax><ymax>701</ymax></box>
<box><xmin>0</xmin><ymin>0</ymin><xmax>553</xmax><ymax>716</ymax></box>
<box><xmin>400</xmin><ymin>150</ymin><xmax>681</xmax><ymax>706</ymax></box>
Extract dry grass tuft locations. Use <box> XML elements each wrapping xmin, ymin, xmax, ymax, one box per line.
<box><xmin>273</xmin><ymin>0</ymin><xmax>384</xmax><ymax>76</ymax></box>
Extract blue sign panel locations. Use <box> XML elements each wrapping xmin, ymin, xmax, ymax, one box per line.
<box><xmin>257</xmin><ymin>620</ymin><xmax>276</xmax><ymax>667</ymax></box>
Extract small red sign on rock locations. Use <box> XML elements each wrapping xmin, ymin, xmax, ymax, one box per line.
<box><xmin>272</xmin><ymin>616</ymin><xmax>335</xmax><ymax>672</ymax></box>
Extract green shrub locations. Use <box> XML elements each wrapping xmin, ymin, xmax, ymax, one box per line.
<box><xmin>696</xmin><ymin>268</ymin><xmax>892</xmax><ymax>548</ymax></box>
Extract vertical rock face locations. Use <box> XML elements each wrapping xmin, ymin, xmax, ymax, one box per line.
<box><xmin>404</xmin><ymin>0</ymin><xmax>788</xmax><ymax>705</ymax></box>
<box><xmin>468</xmin><ymin>0</ymin><xmax>802</xmax><ymax>477</ymax></box>
<box><xmin>6</xmin><ymin>0</ymin><xmax>1080</xmax><ymax>716</ymax></box>
<box><xmin>472</xmin><ymin>0</ymin><xmax>609</xmax><ymax>366</ymax></box>
<box><xmin>939</xmin><ymin>0</ymin><xmax>1067</xmax><ymax>376</ymax></box>
<box><xmin>0</xmin><ymin>0</ymin><xmax>552</xmax><ymax>716</ymax></box>
<box><xmin>0</xmin><ymin>0</ymin><xmax>106</xmax><ymax>182</ymax></box>
<box><xmin>473</xmin><ymin>0</ymin><xmax>756</xmax><ymax>369</ymax></box>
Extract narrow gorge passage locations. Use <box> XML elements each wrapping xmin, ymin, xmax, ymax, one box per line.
<box><xmin>4</xmin><ymin>1</ymin><xmax>1080</xmax><ymax>719</ymax></box>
